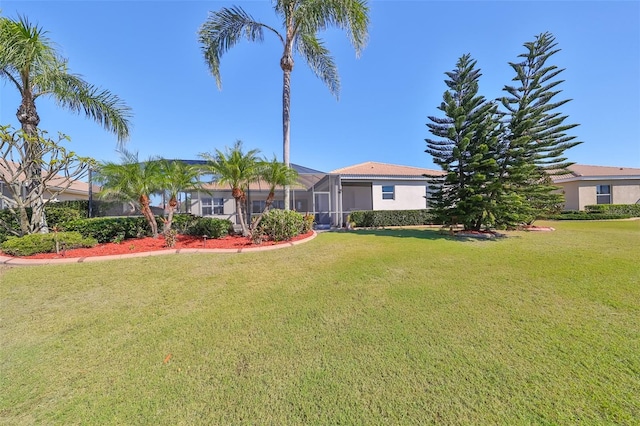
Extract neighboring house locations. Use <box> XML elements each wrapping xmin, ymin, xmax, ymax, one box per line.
<box><xmin>0</xmin><ymin>161</ymin><xmax>99</xmax><ymax>209</ymax></box>
<box><xmin>188</xmin><ymin>161</ymin><xmax>444</xmax><ymax>228</ymax></box>
<box><xmin>330</xmin><ymin>161</ymin><xmax>445</xmax><ymax>223</ymax></box>
<box><xmin>552</xmin><ymin>164</ymin><xmax>640</xmax><ymax>211</ymax></box>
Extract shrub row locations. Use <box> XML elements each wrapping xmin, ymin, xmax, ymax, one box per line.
<box><xmin>0</xmin><ymin>232</ymin><xmax>97</xmax><ymax>256</ymax></box>
<box><xmin>348</xmin><ymin>209</ymin><xmax>438</xmax><ymax>228</ymax></box>
<box><xmin>584</xmin><ymin>204</ymin><xmax>640</xmax><ymax>216</ymax></box>
<box><xmin>547</xmin><ymin>212</ymin><xmax>632</xmax><ymax>221</ymax></box>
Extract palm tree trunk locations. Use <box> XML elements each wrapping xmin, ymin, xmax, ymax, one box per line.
<box><xmin>17</xmin><ymin>94</ymin><xmax>48</xmax><ymax>233</ymax></box>
<box><xmin>139</xmin><ymin>194</ymin><xmax>158</xmax><ymax>238</ymax></box>
<box><xmin>281</xmin><ymin>50</ymin><xmax>294</xmax><ymax>211</ymax></box>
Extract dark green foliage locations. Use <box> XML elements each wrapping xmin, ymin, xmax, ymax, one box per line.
<box><xmin>425</xmin><ymin>54</ymin><xmax>502</xmax><ymax>230</ymax></box>
<box><xmin>184</xmin><ymin>217</ymin><xmax>233</xmax><ymax>239</ymax></box>
<box><xmin>0</xmin><ymin>232</ymin><xmax>97</xmax><ymax>256</ymax></box>
<box><xmin>547</xmin><ymin>212</ymin><xmax>632</xmax><ymax>220</ymax></box>
<box><xmin>44</xmin><ymin>207</ymin><xmax>83</xmax><ymax>228</ymax></box>
<box><xmin>348</xmin><ymin>210</ymin><xmax>438</xmax><ymax>228</ymax></box>
<box><xmin>254</xmin><ymin>209</ymin><xmax>304</xmax><ymax>241</ymax></box>
<box><xmin>425</xmin><ymin>32</ymin><xmax>581</xmax><ymax>229</ymax></box>
<box><xmin>62</xmin><ymin>217</ymin><xmax>152</xmax><ymax>243</ymax></box>
<box><xmin>584</xmin><ymin>204</ymin><xmax>640</xmax><ymax>216</ymax></box>
<box><xmin>497</xmin><ymin>32</ymin><xmax>581</xmax><ymax>225</ymax></box>
<box><xmin>0</xmin><ymin>209</ymin><xmax>21</xmax><ymax>243</ymax></box>
<box><xmin>302</xmin><ymin>213</ymin><xmax>314</xmax><ymax>234</ymax></box>
<box><xmin>169</xmin><ymin>213</ymin><xmax>200</xmax><ymax>234</ymax></box>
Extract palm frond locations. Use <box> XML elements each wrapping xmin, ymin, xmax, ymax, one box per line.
<box><xmin>297</xmin><ymin>33</ymin><xmax>339</xmax><ymax>97</ymax></box>
<box><xmin>198</xmin><ymin>6</ymin><xmax>282</xmax><ymax>89</ymax></box>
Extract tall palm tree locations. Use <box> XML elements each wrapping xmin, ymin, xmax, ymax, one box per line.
<box><xmin>251</xmin><ymin>156</ymin><xmax>299</xmax><ymax>230</ymax></box>
<box><xmin>94</xmin><ymin>150</ymin><xmax>161</xmax><ymax>238</ymax></box>
<box><xmin>200</xmin><ymin>141</ymin><xmax>260</xmax><ymax>237</ymax></box>
<box><xmin>157</xmin><ymin>159</ymin><xmax>204</xmax><ymax>233</ymax></box>
<box><xmin>198</xmin><ymin>0</ymin><xmax>369</xmax><ymax>209</ymax></box>
<box><xmin>0</xmin><ymin>15</ymin><xmax>132</xmax><ymax>231</ymax></box>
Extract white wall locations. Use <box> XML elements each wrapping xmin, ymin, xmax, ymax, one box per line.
<box><xmin>370</xmin><ymin>180</ymin><xmax>427</xmax><ymax>211</ymax></box>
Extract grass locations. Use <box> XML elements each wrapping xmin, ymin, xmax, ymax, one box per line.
<box><xmin>1</xmin><ymin>220</ymin><xmax>639</xmax><ymax>424</ymax></box>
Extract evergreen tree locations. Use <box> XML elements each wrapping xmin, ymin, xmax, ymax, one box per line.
<box><xmin>426</xmin><ymin>54</ymin><xmax>502</xmax><ymax>231</ymax></box>
<box><xmin>497</xmin><ymin>32</ymin><xmax>581</xmax><ymax>225</ymax></box>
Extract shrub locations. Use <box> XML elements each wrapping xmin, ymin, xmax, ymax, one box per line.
<box><xmin>63</xmin><ymin>216</ymin><xmax>152</xmax><ymax>243</ymax></box>
<box><xmin>169</xmin><ymin>213</ymin><xmax>200</xmax><ymax>234</ymax></box>
<box><xmin>584</xmin><ymin>204</ymin><xmax>640</xmax><ymax>217</ymax></box>
<box><xmin>255</xmin><ymin>209</ymin><xmax>304</xmax><ymax>241</ymax></box>
<box><xmin>348</xmin><ymin>209</ymin><xmax>439</xmax><ymax>228</ymax></box>
<box><xmin>185</xmin><ymin>217</ymin><xmax>233</xmax><ymax>239</ymax></box>
<box><xmin>0</xmin><ymin>231</ymin><xmax>97</xmax><ymax>256</ymax></box>
<box><xmin>547</xmin><ymin>212</ymin><xmax>632</xmax><ymax>220</ymax></box>
<box><xmin>302</xmin><ymin>213</ymin><xmax>314</xmax><ymax>234</ymax></box>
<box><xmin>44</xmin><ymin>206</ymin><xmax>83</xmax><ymax>228</ymax></box>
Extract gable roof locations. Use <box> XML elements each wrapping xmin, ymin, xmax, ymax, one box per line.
<box><xmin>552</xmin><ymin>164</ymin><xmax>640</xmax><ymax>183</ymax></box>
<box><xmin>331</xmin><ymin>161</ymin><xmax>444</xmax><ymax>179</ymax></box>
<box><xmin>0</xmin><ymin>161</ymin><xmax>98</xmax><ymax>195</ymax></box>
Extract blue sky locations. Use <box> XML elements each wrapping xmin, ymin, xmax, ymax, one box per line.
<box><xmin>1</xmin><ymin>1</ymin><xmax>639</xmax><ymax>172</ymax></box>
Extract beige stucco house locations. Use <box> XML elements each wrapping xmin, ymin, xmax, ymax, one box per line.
<box><xmin>552</xmin><ymin>164</ymin><xmax>640</xmax><ymax>211</ymax></box>
<box><xmin>188</xmin><ymin>161</ymin><xmax>444</xmax><ymax>228</ymax></box>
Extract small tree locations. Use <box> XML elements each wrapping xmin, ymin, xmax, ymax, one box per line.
<box><xmin>94</xmin><ymin>150</ymin><xmax>161</xmax><ymax>238</ymax></box>
<box><xmin>497</xmin><ymin>32</ymin><xmax>581</xmax><ymax>225</ymax></box>
<box><xmin>251</xmin><ymin>156</ymin><xmax>299</xmax><ymax>231</ymax></box>
<box><xmin>200</xmin><ymin>141</ymin><xmax>260</xmax><ymax>237</ymax></box>
<box><xmin>425</xmin><ymin>54</ymin><xmax>502</xmax><ymax>231</ymax></box>
<box><xmin>157</xmin><ymin>159</ymin><xmax>204</xmax><ymax>233</ymax></box>
<box><xmin>0</xmin><ymin>125</ymin><xmax>94</xmax><ymax>236</ymax></box>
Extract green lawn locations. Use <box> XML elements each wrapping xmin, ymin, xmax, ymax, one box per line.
<box><xmin>1</xmin><ymin>220</ymin><xmax>639</xmax><ymax>424</ymax></box>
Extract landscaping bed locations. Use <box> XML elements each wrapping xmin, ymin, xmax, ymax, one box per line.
<box><xmin>2</xmin><ymin>231</ymin><xmax>314</xmax><ymax>259</ymax></box>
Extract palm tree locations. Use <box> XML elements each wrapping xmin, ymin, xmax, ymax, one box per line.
<box><xmin>94</xmin><ymin>150</ymin><xmax>161</xmax><ymax>238</ymax></box>
<box><xmin>198</xmin><ymin>0</ymin><xmax>369</xmax><ymax>209</ymax></box>
<box><xmin>157</xmin><ymin>160</ymin><xmax>204</xmax><ymax>233</ymax></box>
<box><xmin>0</xmin><ymin>15</ymin><xmax>132</xmax><ymax>231</ymax></box>
<box><xmin>251</xmin><ymin>156</ymin><xmax>299</xmax><ymax>230</ymax></box>
<box><xmin>200</xmin><ymin>141</ymin><xmax>260</xmax><ymax>237</ymax></box>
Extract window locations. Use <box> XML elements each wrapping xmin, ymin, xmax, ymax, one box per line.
<box><xmin>201</xmin><ymin>197</ymin><xmax>212</xmax><ymax>216</ymax></box>
<box><xmin>213</xmin><ymin>198</ymin><xmax>224</xmax><ymax>215</ymax></box>
<box><xmin>596</xmin><ymin>185</ymin><xmax>611</xmax><ymax>204</ymax></box>
<box><xmin>202</xmin><ymin>197</ymin><xmax>224</xmax><ymax>215</ymax></box>
<box><xmin>382</xmin><ymin>185</ymin><xmax>395</xmax><ymax>200</ymax></box>
<box><xmin>252</xmin><ymin>199</ymin><xmax>285</xmax><ymax>213</ymax></box>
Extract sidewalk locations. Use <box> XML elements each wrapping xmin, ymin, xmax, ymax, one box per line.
<box><xmin>0</xmin><ymin>231</ymin><xmax>317</xmax><ymax>266</ymax></box>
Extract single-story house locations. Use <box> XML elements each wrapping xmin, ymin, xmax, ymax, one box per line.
<box><xmin>551</xmin><ymin>164</ymin><xmax>640</xmax><ymax>211</ymax></box>
<box><xmin>188</xmin><ymin>161</ymin><xmax>444</xmax><ymax>228</ymax></box>
<box><xmin>0</xmin><ymin>161</ymin><xmax>99</xmax><ymax>209</ymax></box>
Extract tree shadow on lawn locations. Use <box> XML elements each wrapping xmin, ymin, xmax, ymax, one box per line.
<box><xmin>341</xmin><ymin>227</ymin><xmax>508</xmax><ymax>243</ymax></box>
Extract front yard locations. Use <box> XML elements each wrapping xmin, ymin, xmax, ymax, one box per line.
<box><xmin>1</xmin><ymin>220</ymin><xmax>638</xmax><ymax>424</ymax></box>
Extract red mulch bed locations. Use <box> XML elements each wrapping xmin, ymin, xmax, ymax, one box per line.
<box><xmin>5</xmin><ymin>231</ymin><xmax>314</xmax><ymax>260</ymax></box>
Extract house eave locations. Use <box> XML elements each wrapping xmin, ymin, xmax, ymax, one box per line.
<box><xmin>553</xmin><ymin>175</ymin><xmax>640</xmax><ymax>183</ymax></box>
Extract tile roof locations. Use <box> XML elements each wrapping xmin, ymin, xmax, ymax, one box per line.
<box><xmin>552</xmin><ymin>164</ymin><xmax>640</xmax><ymax>182</ymax></box>
<box><xmin>0</xmin><ymin>161</ymin><xmax>98</xmax><ymax>194</ymax></box>
<box><xmin>331</xmin><ymin>161</ymin><xmax>444</xmax><ymax>177</ymax></box>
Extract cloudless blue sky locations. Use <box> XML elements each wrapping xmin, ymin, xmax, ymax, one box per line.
<box><xmin>1</xmin><ymin>1</ymin><xmax>639</xmax><ymax>172</ymax></box>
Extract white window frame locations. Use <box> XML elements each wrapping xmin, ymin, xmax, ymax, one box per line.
<box><xmin>382</xmin><ymin>185</ymin><xmax>395</xmax><ymax>200</ymax></box>
<box><xmin>201</xmin><ymin>197</ymin><xmax>213</xmax><ymax>216</ymax></box>
<box><xmin>212</xmin><ymin>198</ymin><xmax>224</xmax><ymax>215</ymax></box>
<box><xmin>596</xmin><ymin>185</ymin><xmax>611</xmax><ymax>204</ymax></box>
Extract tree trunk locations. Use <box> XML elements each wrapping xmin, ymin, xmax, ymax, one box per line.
<box><xmin>281</xmin><ymin>49</ymin><xmax>294</xmax><ymax>211</ymax></box>
<box><xmin>139</xmin><ymin>194</ymin><xmax>158</xmax><ymax>238</ymax></box>
<box><xmin>17</xmin><ymin>93</ymin><xmax>48</xmax><ymax>233</ymax></box>
<box><xmin>250</xmin><ymin>190</ymin><xmax>275</xmax><ymax>232</ymax></box>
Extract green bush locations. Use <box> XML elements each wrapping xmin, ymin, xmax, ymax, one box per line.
<box><xmin>63</xmin><ymin>216</ymin><xmax>152</xmax><ymax>243</ymax></box>
<box><xmin>348</xmin><ymin>209</ymin><xmax>439</xmax><ymax>228</ymax></box>
<box><xmin>584</xmin><ymin>204</ymin><xmax>640</xmax><ymax>216</ymax></box>
<box><xmin>0</xmin><ymin>231</ymin><xmax>97</xmax><ymax>256</ymax></box>
<box><xmin>255</xmin><ymin>209</ymin><xmax>304</xmax><ymax>241</ymax></box>
<box><xmin>169</xmin><ymin>213</ymin><xmax>200</xmax><ymax>234</ymax></box>
<box><xmin>547</xmin><ymin>212</ymin><xmax>632</xmax><ymax>220</ymax></box>
<box><xmin>301</xmin><ymin>213</ymin><xmax>314</xmax><ymax>234</ymax></box>
<box><xmin>185</xmin><ymin>217</ymin><xmax>233</xmax><ymax>239</ymax></box>
<box><xmin>45</xmin><ymin>206</ymin><xmax>83</xmax><ymax>228</ymax></box>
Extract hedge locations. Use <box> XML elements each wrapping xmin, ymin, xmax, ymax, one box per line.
<box><xmin>348</xmin><ymin>209</ymin><xmax>438</xmax><ymax>228</ymax></box>
<box><xmin>547</xmin><ymin>212</ymin><xmax>632</xmax><ymax>221</ymax></box>
<box><xmin>0</xmin><ymin>232</ymin><xmax>97</xmax><ymax>256</ymax></box>
<box><xmin>584</xmin><ymin>204</ymin><xmax>640</xmax><ymax>216</ymax></box>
